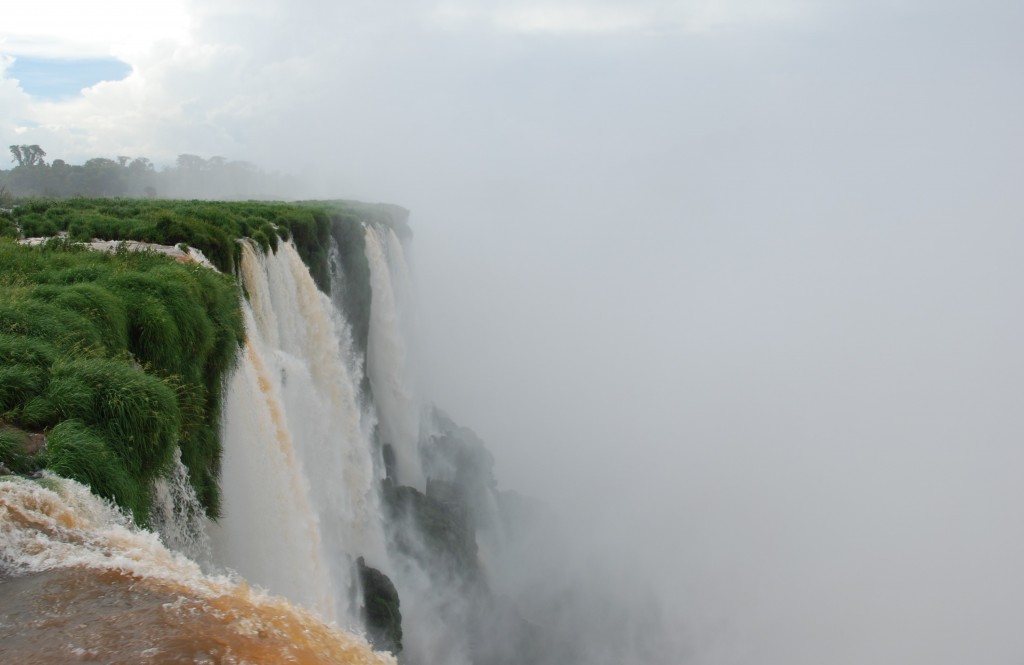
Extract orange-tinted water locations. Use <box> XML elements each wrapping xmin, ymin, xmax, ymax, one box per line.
<box><xmin>0</xmin><ymin>567</ymin><xmax>390</xmax><ymax>664</ymax></box>
<box><xmin>0</xmin><ymin>476</ymin><xmax>395</xmax><ymax>665</ymax></box>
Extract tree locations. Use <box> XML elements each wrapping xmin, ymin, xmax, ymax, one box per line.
<box><xmin>129</xmin><ymin>157</ymin><xmax>154</xmax><ymax>173</ymax></box>
<box><xmin>9</xmin><ymin>144</ymin><xmax>47</xmax><ymax>167</ymax></box>
<box><xmin>176</xmin><ymin>154</ymin><xmax>207</xmax><ymax>171</ymax></box>
<box><xmin>81</xmin><ymin>158</ymin><xmax>125</xmax><ymax>196</ymax></box>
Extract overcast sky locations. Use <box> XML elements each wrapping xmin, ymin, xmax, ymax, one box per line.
<box><xmin>4</xmin><ymin>2</ymin><xmax>1024</xmax><ymax>663</ymax></box>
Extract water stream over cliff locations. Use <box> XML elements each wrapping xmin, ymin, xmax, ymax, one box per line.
<box><xmin>210</xmin><ymin>240</ymin><xmax>388</xmax><ymax>629</ymax></box>
<box><xmin>0</xmin><ymin>216</ymin><xmax>671</xmax><ymax>664</ymax></box>
<box><xmin>1</xmin><ymin>221</ymin><xmax>414</xmax><ymax>662</ymax></box>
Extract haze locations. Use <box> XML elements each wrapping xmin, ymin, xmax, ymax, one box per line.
<box><xmin>4</xmin><ymin>1</ymin><xmax>1024</xmax><ymax>663</ymax></box>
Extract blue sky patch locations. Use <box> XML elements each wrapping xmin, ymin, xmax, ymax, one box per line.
<box><xmin>7</xmin><ymin>57</ymin><xmax>132</xmax><ymax>100</ymax></box>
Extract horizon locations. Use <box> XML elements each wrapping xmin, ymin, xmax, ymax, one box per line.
<box><xmin>4</xmin><ymin>2</ymin><xmax>1024</xmax><ymax>663</ymax></box>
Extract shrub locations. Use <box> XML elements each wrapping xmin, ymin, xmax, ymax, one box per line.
<box><xmin>0</xmin><ymin>427</ymin><xmax>38</xmax><ymax>475</ymax></box>
<box><xmin>48</xmin><ymin>357</ymin><xmax>180</xmax><ymax>483</ymax></box>
<box><xmin>0</xmin><ymin>197</ymin><xmax>400</xmax><ymax>521</ymax></box>
<box><xmin>45</xmin><ymin>419</ymin><xmax>150</xmax><ymax>523</ymax></box>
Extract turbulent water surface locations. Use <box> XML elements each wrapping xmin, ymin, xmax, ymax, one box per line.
<box><xmin>0</xmin><ymin>476</ymin><xmax>393</xmax><ymax>665</ymax></box>
<box><xmin>0</xmin><ymin>227</ymin><xmax>672</xmax><ymax>665</ymax></box>
<box><xmin>0</xmin><ymin>232</ymin><xmax>412</xmax><ymax>663</ymax></box>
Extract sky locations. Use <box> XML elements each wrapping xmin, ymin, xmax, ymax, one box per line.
<box><xmin>3</xmin><ymin>1</ymin><xmax>1024</xmax><ymax>663</ymax></box>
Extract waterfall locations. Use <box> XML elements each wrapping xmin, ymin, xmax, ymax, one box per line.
<box><xmin>150</xmin><ymin>448</ymin><xmax>212</xmax><ymax>564</ymax></box>
<box><xmin>366</xmin><ymin>225</ymin><xmax>424</xmax><ymax>490</ymax></box>
<box><xmin>209</xmin><ymin>241</ymin><xmax>388</xmax><ymax>628</ymax></box>
<box><xmin>0</xmin><ymin>212</ymin><xmax>674</xmax><ymax>665</ymax></box>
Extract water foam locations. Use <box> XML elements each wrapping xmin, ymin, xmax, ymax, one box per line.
<box><xmin>0</xmin><ymin>475</ymin><xmax>396</xmax><ymax>665</ymax></box>
<box><xmin>211</xmin><ymin>241</ymin><xmax>388</xmax><ymax>629</ymax></box>
<box><xmin>150</xmin><ymin>447</ymin><xmax>212</xmax><ymax>563</ymax></box>
<box><xmin>366</xmin><ymin>225</ymin><xmax>423</xmax><ymax>490</ymax></box>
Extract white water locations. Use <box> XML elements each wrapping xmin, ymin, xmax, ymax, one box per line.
<box><xmin>365</xmin><ymin>226</ymin><xmax>424</xmax><ymax>489</ymax></box>
<box><xmin>0</xmin><ymin>475</ymin><xmax>395</xmax><ymax>665</ymax></box>
<box><xmin>150</xmin><ymin>448</ymin><xmax>212</xmax><ymax>564</ymax></box>
<box><xmin>1</xmin><ymin>227</ymin><xmax>669</xmax><ymax>664</ymax></box>
<box><xmin>210</xmin><ymin>241</ymin><xmax>387</xmax><ymax>628</ymax></box>
<box><xmin>0</xmin><ymin>474</ymin><xmax>177</xmax><ymax>579</ymax></box>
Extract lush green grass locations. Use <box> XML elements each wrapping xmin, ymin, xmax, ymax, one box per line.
<box><xmin>45</xmin><ymin>419</ymin><xmax>150</xmax><ymax>520</ymax></box>
<box><xmin>0</xmin><ymin>427</ymin><xmax>40</xmax><ymax>474</ymax></box>
<box><xmin>1</xmin><ymin>197</ymin><xmax>408</xmax><ymax>365</ymax></box>
<box><xmin>0</xmin><ymin>238</ymin><xmax>244</xmax><ymax>524</ymax></box>
<box><xmin>2</xmin><ymin>198</ymin><xmax>408</xmax><ymax>291</ymax></box>
<box><xmin>0</xmin><ymin>197</ymin><xmax>408</xmax><ymax>524</ymax></box>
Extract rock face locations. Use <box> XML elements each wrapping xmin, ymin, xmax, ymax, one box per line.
<box><xmin>0</xmin><ymin>425</ymin><xmax>44</xmax><ymax>475</ymax></box>
<box><xmin>357</xmin><ymin>557</ymin><xmax>403</xmax><ymax>655</ymax></box>
<box><xmin>382</xmin><ymin>482</ymin><xmax>481</xmax><ymax>583</ymax></box>
<box><xmin>376</xmin><ymin>406</ymin><xmax>551</xmax><ymax>665</ymax></box>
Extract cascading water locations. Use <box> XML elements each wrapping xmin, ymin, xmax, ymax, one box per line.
<box><xmin>0</xmin><ymin>211</ymin><xmax>673</xmax><ymax>665</ymax></box>
<box><xmin>365</xmin><ymin>225</ymin><xmax>424</xmax><ymax>491</ymax></box>
<box><xmin>0</xmin><ymin>475</ymin><xmax>394</xmax><ymax>665</ymax></box>
<box><xmin>150</xmin><ymin>448</ymin><xmax>212</xmax><ymax>564</ymax></box>
<box><xmin>210</xmin><ymin>241</ymin><xmax>388</xmax><ymax>628</ymax></box>
<box><xmin>0</xmin><ymin>226</ymin><xmax>437</xmax><ymax>661</ymax></box>
<box><xmin>208</xmin><ymin>327</ymin><xmax>337</xmax><ymax>620</ymax></box>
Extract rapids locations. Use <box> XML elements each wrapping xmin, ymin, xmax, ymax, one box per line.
<box><xmin>0</xmin><ymin>232</ymin><xmax>409</xmax><ymax>662</ymax></box>
<box><xmin>1</xmin><ymin>226</ymin><xmax>670</xmax><ymax>665</ymax></box>
<box><xmin>0</xmin><ymin>475</ymin><xmax>394</xmax><ymax>665</ymax></box>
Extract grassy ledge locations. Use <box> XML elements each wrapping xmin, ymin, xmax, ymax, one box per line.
<box><xmin>0</xmin><ymin>198</ymin><xmax>408</xmax><ymax>525</ymax></box>
<box><xmin>0</xmin><ymin>239</ymin><xmax>244</xmax><ymax>524</ymax></box>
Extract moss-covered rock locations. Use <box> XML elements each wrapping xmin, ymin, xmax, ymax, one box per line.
<box><xmin>327</xmin><ymin>212</ymin><xmax>372</xmax><ymax>358</ymax></box>
<box><xmin>356</xmin><ymin>557</ymin><xmax>403</xmax><ymax>655</ymax></box>
<box><xmin>420</xmin><ymin>407</ymin><xmax>500</xmax><ymax>532</ymax></box>
<box><xmin>0</xmin><ymin>425</ymin><xmax>43</xmax><ymax>475</ymax></box>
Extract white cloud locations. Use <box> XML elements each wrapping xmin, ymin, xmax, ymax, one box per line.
<box><xmin>0</xmin><ymin>0</ymin><xmax>818</xmax><ymax>163</ymax></box>
<box><xmin>0</xmin><ymin>57</ymin><xmax>32</xmax><ymax>138</ymax></box>
<box><xmin>1</xmin><ymin>0</ymin><xmax>191</xmax><ymax>59</ymax></box>
<box><xmin>2</xmin><ymin>1</ymin><xmax>1024</xmax><ymax>664</ymax></box>
<box><xmin>430</xmin><ymin>0</ymin><xmax>813</xmax><ymax>34</ymax></box>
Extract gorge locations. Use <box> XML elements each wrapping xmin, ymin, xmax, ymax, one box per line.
<box><xmin>0</xmin><ymin>198</ymin><xmax>668</xmax><ymax>664</ymax></box>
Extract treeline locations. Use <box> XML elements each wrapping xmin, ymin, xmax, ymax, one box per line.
<box><xmin>1</xmin><ymin>145</ymin><xmax>301</xmax><ymax>202</ymax></box>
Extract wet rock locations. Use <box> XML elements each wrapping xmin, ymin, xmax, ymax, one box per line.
<box><xmin>357</xmin><ymin>557</ymin><xmax>402</xmax><ymax>655</ymax></box>
<box><xmin>382</xmin><ymin>483</ymin><xmax>481</xmax><ymax>583</ymax></box>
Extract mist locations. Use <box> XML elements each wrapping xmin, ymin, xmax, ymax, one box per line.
<box><xmin>4</xmin><ymin>0</ymin><xmax>1024</xmax><ymax>662</ymax></box>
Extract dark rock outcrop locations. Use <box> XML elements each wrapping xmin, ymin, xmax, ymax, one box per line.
<box><xmin>382</xmin><ymin>482</ymin><xmax>481</xmax><ymax>583</ymax></box>
<box><xmin>357</xmin><ymin>557</ymin><xmax>403</xmax><ymax>655</ymax></box>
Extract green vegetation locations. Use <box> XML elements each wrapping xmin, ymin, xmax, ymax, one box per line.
<box><xmin>0</xmin><ymin>196</ymin><xmax>406</xmax><ymax>525</ymax></box>
<box><xmin>0</xmin><ymin>198</ymin><xmax>402</xmax><ymax>287</ymax></box>
<box><xmin>358</xmin><ymin>556</ymin><xmax>403</xmax><ymax>654</ymax></box>
<box><xmin>2</xmin><ymin>148</ymin><xmax>295</xmax><ymax>200</ymax></box>
<box><xmin>327</xmin><ymin>208</ymin><xmax>372</xmax><ymax>357</ymax></box>
<box><xmin>1</xmin><ymin>196</ymin><xmax>407</xmax><ymax>369</ymax></box>
<box><xmin>5</xmin><ymin>198</ymin><xmax>291</xmax><ymax>274</ymax></box>
<box><xmin>0</xmin><ymin>427</ymin><xmax>41</xmax><ymax>475</ymax></box>
<box><xmin>0</xmin><ymin>239</ymin><xmax>244</xmax><ymax>524</ymax></box>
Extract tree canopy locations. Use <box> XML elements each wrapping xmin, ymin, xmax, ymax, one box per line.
<box><xmin>0</xmin><ymin>148</ymin><xmax>298</xmax><ymax>200</ymax></box>
<box><xmin>9</xmin><ymin>145</ymin><xmax>47</xmax><ymax>167</ymax></box>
